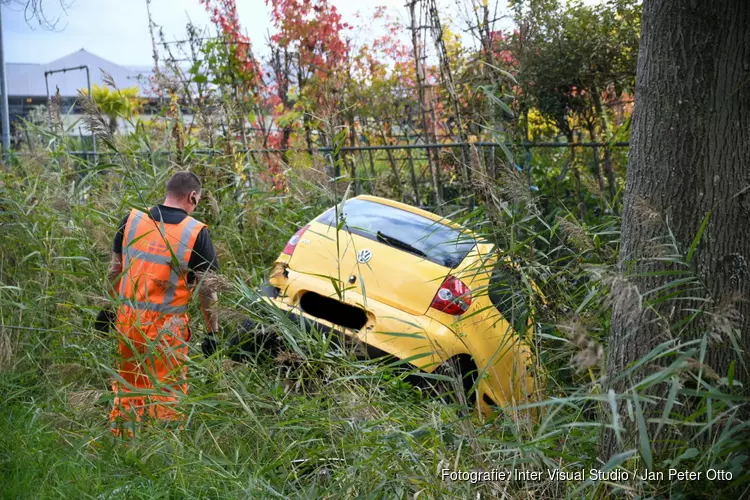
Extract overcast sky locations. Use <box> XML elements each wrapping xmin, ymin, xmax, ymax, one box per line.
<box><xmin>3</xmin><ymin>0</ymin><xmax>482</xmax><ymax>66</ymax></box>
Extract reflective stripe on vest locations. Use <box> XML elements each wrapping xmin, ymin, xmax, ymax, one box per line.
<box><xmin>122</xmin><ymin>300</ymin><xmax>189</xmax><ymax>315</ymax></box>
<box><xmin>163</xmin><ymin>217</ymin><xmax>200</xmax><ymax>307</ymax></box>
<box><xmin>118</xmin><ymin>208</ymin><xmax>205</xmax><ymax>315</ymax></box>
<box><xmin>119</xmin><ymin>211</ymin><xmax>146</xmax><ymax>300</ymax></box>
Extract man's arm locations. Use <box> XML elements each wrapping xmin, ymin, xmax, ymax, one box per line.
<box><xmin>198</xmin><ymin>285</ymin><xmax>219</xmax><ymax>357</ymax></box>
<box><xmin>199</xmin><ymin>288</ymin><xmax>219</xmax><ymax>333</ymax></box>
<box><xmin>95</xmin><ymin>217</ymin><xmax>127</xmax><ymax>333</ymax></box>
<box><xmin>108</xmin><ymin>215</ymin><xmax>129</xmax><ymax>299</ymax></box>
<box><xmin>108</xmin><ymin>252</ymin><xmax>123</xmax><ymax>299</ymax></box>
<box><xmin>190</xmin><ymin>227</ymin><xmax>221</xmax><ymax>333</ymax></box>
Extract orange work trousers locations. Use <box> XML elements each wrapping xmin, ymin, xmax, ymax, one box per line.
<box><xmin>109</xmin><ymin>309</ymin><xmax>191</xmax><ymax>437</ymax></box>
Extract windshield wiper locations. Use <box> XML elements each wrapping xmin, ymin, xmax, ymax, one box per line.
<box><xmin>376</xmin><ymin>231</ymin><xmax>427</xmax><ymax>258</ymax></box>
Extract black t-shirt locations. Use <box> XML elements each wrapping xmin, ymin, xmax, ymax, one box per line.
<box><xmin>113</xmin><ymin>205</ymin><xmax>219</xmax><ymax>281</ymax></box>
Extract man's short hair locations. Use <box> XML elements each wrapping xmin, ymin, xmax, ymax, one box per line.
<box><xmin>166</xmin><ymin>171</ymin><xmax>202</xmax><ymax>198</ymax></box>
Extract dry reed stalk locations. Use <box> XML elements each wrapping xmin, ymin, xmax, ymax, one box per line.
<box><xmin>558</xmin><ymin>318</ymin><xmax>604</xmax><ymax>373</ymax></box>
<box><xmin>556</xmin><ymin>216</ymin><xmax>595</xmax><ymax>253</ymax></box>
<box><xmin>77</xmin><ymin>89</ymin><xmax>114</xmax><ymax>144</ymax></box>
<box><xmin>0</xmin><ymin>328</ymin><xmax>13</xmax><ymax>371</ymax></box>
<box><xmin>194</xmin><ymin>271</ymin><xmax>234</xmax><ymax>294</ymax></box>
<box><xmin>68</xmin><ymin>389</ymin><xmax>104</xmax><ymax>415</ymax></box>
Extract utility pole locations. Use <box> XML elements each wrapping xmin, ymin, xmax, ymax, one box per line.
<box><xmin>0</xmin><ymin>4</ymin><xmax>11</xmax><ymax>158</ymax></box>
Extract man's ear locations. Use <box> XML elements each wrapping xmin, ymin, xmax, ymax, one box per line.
<box><xmin>190</xmin><ymin>191</ymin><xmax>198</xmax><ymax>206</ymax></box>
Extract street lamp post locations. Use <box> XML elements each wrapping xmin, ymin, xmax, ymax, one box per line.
<box><xmin>0</xmin><ymin>5</ymin><xmax>12</xmax><ymax>160</ymax></box>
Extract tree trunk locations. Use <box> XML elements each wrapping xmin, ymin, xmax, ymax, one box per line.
<box><xmin>408</xmin><ymin>0</ymin><xmax>441</xmax><ymax>205</ymax></box>
<box><xmin>605</xmin><ymin>0</ymin><xmax>750</xmax><ymax>456</ymax></box>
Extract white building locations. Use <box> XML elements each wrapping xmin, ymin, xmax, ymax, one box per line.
<box><xmin>6</xmin><ymin>48</ymin><xmax>156</xmax><ymax>142</ymax></box>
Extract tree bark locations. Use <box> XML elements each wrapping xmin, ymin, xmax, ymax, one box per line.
<box><xmin>605</xmin><ymin>0</ymin><xmax>750</xmax><ymax>456</ymax></box>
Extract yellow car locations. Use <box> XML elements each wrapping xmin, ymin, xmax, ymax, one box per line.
<box><xmin>257</xmin><ymin>195</ymin><xmax>538</xmax><ymax>414</ymax></box>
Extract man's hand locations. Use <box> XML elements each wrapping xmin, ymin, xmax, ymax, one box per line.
<box><xmin>201</xmin><ymin>331</ymin><xmax>219</xmax><ymax>357</ymax></box>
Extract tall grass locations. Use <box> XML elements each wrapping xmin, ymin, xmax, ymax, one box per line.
<box><xmin>1</xmin><ymin>122</ymin><xmax>748</xmax><ymax>499</ymax></box>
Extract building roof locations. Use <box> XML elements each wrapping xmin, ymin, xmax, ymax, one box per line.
<box><xmin>6</xmin><ymin>48</ymin><xmax>154</xmax><ymax>97</ymax></box>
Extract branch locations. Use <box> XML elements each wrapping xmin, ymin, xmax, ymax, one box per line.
<box><xmin>3</xmin><ymin>0</ymin><xmax>72</xmax><ymax>30</ymax></box>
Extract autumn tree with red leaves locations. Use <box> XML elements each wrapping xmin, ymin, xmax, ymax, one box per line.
<box><xmin>198</xmin><ymin>0</ymin><xmax>289</xmax><ymax>190</ymax></box>
<box><xmin>266</xmin><ymin>0</ymin><xmax>352</xmax><ymax>152</ymax></box>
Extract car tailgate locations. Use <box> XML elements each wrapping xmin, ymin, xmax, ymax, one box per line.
<box><xmin>288</xmin><ymin>221</ymin><xmax>450</xmax><ymax>316</ymax></box>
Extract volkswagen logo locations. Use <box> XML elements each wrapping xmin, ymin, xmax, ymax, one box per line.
<box><xmin>356</xmin><ymin>249</ymin><xmax>373</xmax><ymax>264</ymax></box>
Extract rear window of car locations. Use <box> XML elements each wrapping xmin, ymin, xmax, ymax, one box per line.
<box><xmin>316</xmin><ymin>198</ymin><xmax>476</xmax><ymax>268</ymax></box>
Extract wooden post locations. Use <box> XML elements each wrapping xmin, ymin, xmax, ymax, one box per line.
<box><xmin>406</xmin><ymin>147</ymin><xmax>420</xmax><ymax>204</ymax></box>
<box><xmin>377</xmin><ymin>124</ymin><xmax>403</xmax><ymax>200</ymax></box>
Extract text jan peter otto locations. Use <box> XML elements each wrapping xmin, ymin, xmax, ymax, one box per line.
<box><xmin>441</xmin><ymin>468</ymin><xmax>733</xmax><ymax>483</ymax></box>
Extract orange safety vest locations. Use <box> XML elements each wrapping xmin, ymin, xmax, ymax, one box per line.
<box><xmin>118</xmin><ymin>207</ymin><xmax>206</xmax><ymax>318</ymax></box>
<box><xmin>110</xmin><ymin>208</ymin><xmax>206</xmax><ymax>433</ymax></box>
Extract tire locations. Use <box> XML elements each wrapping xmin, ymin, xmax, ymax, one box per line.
<box><xmin>428</xmin><ymin>355</ymin><xmax>478</xmax><ymax>407</ymax></box>
<box><xmin>489</xmin><ymin>263</ymin><xmax>531</xmax><ymax>337</ymax></box>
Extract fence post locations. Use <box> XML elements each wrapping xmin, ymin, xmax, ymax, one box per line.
<box><xmin>406</xmin><ymin>147</ymin><xmax>420</xmax><ymax>204</ymax></box>
<box><xmin>348</xmin><ymin>152</ymin><xmax>358</xmax><ymax>195</ymax></box>
<box><xmin>0</xmin><ymin>6</ymin><xmax>11</xmax><ymax>160</ymax></box>
<box><xmin>431</xmin><ymin>144</ymin><xmax>442</xmax><ymax>205</ymax></box>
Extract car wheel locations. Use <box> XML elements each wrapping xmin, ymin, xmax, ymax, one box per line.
<box><xmin>429</xmin><ymin>355</ymin><xmax>478</xmax><ymax>408</ymax></box>
<box><xmin>489</xmin><ymin>263</ymin><xmax>531</xmax><ymax>337</ymax></box>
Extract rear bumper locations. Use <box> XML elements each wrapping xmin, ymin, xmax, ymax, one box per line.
<box><xmin>262</xmin><ymin>272</ymin><xmax>538</xmax><ymax>418</ymax></box>
<box><xmin>259</xmin><ymin>284</ymin><xmax>510</xmax><ymax>415</ymax></box>
<box><xmin>257</xmin><ymin>283</ymin><xmax>390</xmax><ymax>360</ymax></box>
<box><xmin>264</xmin><ymin>269</ymin><xmax>465</xmax><ymax>372</ymax></box>
<box><xmin>261</xmin><ymin>292</ymin><xmax>403</xmax><ymax>357</ymax></box>
<box><xmin>257</xmin><ymin>285</ymin><xmax>386</xmax><ymax>357</ymax></box>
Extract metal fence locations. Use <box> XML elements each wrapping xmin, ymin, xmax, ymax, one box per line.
<box><xmin>24</xmin><ymin>140</ymin><xmax>629</xmax><ymax>205</ymax></box>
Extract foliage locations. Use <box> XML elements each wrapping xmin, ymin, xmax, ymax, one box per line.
<box><xmin>4</xmin><ymin>1</ymin><xmax>746</xmax><ymax>498</ymax></box>
<box><xmin>200</xmin><ymin>0</ymin><xmax>263</xmax><ymax>91</ymax></box>
<box><xmin>1</xmin><ymin>110</ymin><xmax>748</xmax><ymax>497</ymax></box>
<box><xmin>84</xmin><ymin>84</ymin><xmax>143</xmax><ymax>134</ymax></box>
<box><xmin>510</xmin><ymin>0</ymin><xmax>640</xmax><ymax>137</ymax></box>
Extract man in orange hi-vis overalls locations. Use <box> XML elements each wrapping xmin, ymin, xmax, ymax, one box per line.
<box><xmin>103</xmin><ymin>172</ymin><xmax>220</xmax><ymax>436</ymax></box>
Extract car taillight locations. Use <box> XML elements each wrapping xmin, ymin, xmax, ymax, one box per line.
<box><xmin>430</xmin><ymin>276</ymin><xmax>472</xmax><ymax>315</ymax></box>
<box><xmin>282</xmin><ymin>225</ymin><xmax>310</xmax><ymax>256</ymax></box>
